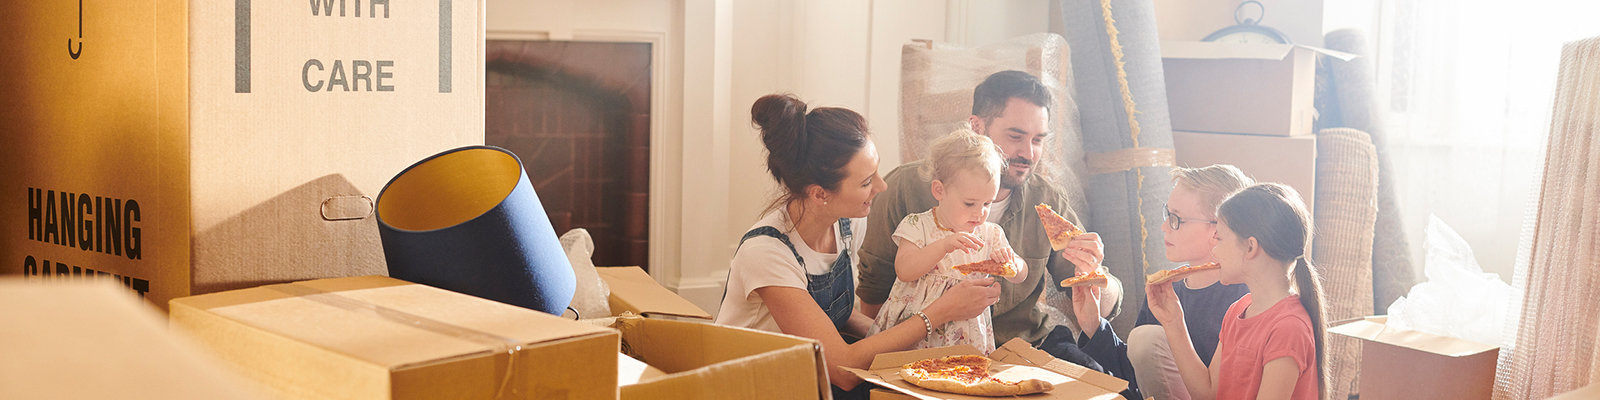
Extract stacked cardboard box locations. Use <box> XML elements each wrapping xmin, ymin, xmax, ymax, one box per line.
<box><xmin>1162</xmin><ymin>41</ymin><xmax>1357</xmax><ymax>209</ymax></box>
<box><xmin>0</xmin><ymin>0</ymin><xmax>485</xmax><ymax>310</ymax></box>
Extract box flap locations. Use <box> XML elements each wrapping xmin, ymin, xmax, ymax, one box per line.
<box><xmin>989</xmin><ymin>339</ymin><xmax>1128</xmax><ymax>393</ymax></box>
<box><xmin>596</xmin><ymin>267</ymin><xmax>713</xmax><ymax>319</ymax></box>
<box><xmin>844</xmin><ymin>345</ymin><xmax>1122</xmax><ymax>400</ymax></box>
<box><xmin>1161</xmin><ymin>41</ymin><xmax>1357</xmax><ymax>61</ymax></box>
<box><xmin>171</xmin><ymin>276</ymin><xmax>615</xmax><ymax>368</ymax></box>
<box><xmin>1328</xmin><ymin>316</ymin><xmax>1499</xmax><ymax>357</ymax></box>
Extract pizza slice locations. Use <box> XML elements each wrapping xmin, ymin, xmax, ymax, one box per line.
<box><xmin>1035</xmin><ymin>204</ymin><xmax>1084</xmax><ymax>251</ymax></box>
<box><xmin>1058</xmin><ymin>270</ymin><xmax>1110</xmax><ymax>288</ymax></box>
<box><xmin>1144</xmin><ymin>262</ymin><xmax>1221</xmax><ymax>286</ymax></box>
<box><xmin>899</xmin><ymin>355</ymin><xmax>1053</xmax><ymax>397</ymax></box>
<box><xmin>951</xmin><ymin>259</ymin><xmax>1018</xmax><ymax>278</ymax></box>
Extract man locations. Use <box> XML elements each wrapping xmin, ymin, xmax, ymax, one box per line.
<box><xmin>858</xmin><ymin>70</ymin><xmax>1140</xmax><ymax>398</ymax></box>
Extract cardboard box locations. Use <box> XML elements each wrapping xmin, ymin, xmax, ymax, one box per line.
<box><xmin>169</xmin><ymin>276</ymin><xmax>619</xmax><ymax>400</ymax></box>
<box><xmin>1328</xmin><ymin>316</ymin><xmax>1500</xmax><ymax>400</ymax></box>
<box><xmin>0</xmin><ymin>278</ymin><xmax>269</xmax><ymax>400</ymax></box>
<box><xmin>1162</xmin><ymin>41</ymin><xmax>1355</xmax><ymax>137</ymax></box>
<box><xmin>1172</xmin><ymin>130</ymin><xmax>1316</xmax><ymax>212</ymax></box>
<box><xmin>590</xmin><ymin>315</ymin><xmax>829</xmax><ymax>400</ymax></box>
<box><xmin>1549</xmin><ymin>383</ymin><xmax>1600</xmax><ymax>400</ymax></box>
<box><xmin>596</xmin><ymin>266</ymin><xmax>713</xmax><ymax>320</ymax></box>
<box><xmin>843</xmin><ymin>339</ymin><xmax>1127</xmax><ymax>400</ymax></box>
<box><xmin>1</xmin><ymin>0</ymin><xmax>485</xmax><ymax>310</ymax></box>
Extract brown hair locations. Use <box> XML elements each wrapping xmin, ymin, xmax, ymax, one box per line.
<box><xmin>971</xmin><ymin>70</ymin><xmax>1053</xmax><ymax>124</ymax></box>
<box><xmin>926</xmin><ymin>129</ymin><xmax>1005</xmax><ymax>185</ymax></box>
<box><xmin>751</xmin><ymin>94</ymin><xmax>872</xmax><ymax>213</ymax></box>
<box><xmin>1217</xmin><ymin>183</ymin><xmax>1328</xmax><ymax>400</ymax></box>
<box><xmin>1171</xmin><ymin>164</ymin><xmax>1255</xmax><ymax>217</ymax></box>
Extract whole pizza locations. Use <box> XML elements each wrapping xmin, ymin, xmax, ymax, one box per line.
<box><xmin>898</xmin><ymin>355</ymin><xmax>1053</xmax><ymax>397</ymax></box>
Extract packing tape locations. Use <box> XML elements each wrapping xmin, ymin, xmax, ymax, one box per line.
<box><xmin>1085</xmin><ymin>147</ymin><xmax>1176</xmax><ymax>175</ymax></box>
<box><xmin>266</xmin><ymin>282</ymin><xmax>527</xmax><ymax>399</ymax></box>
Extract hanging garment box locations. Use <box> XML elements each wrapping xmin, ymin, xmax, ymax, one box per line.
<box><xmin>0</xmin><ymin>0</ymin><xmax>485</xmax><ymax>310</ymax></box>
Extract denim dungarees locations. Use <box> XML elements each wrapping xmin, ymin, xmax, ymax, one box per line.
<box><xmin>736</xmin><ymin>218</ymin><xmax>855</xmax><ymax>331</ymax></box>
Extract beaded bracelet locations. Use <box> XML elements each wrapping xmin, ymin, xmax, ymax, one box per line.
<box><xmin>915</xmin><ymin>312</ymin><xmax>933</xmax><ymax>338</ymax></box>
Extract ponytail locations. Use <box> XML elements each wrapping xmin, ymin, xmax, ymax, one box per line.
<box><xmin>1293</xmin><ymin>257</ymin><xmax>1329</xmax><ymax>400</ymax></box>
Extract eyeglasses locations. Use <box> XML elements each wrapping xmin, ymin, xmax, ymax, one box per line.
<box><xmin>1164</xmin><ymin>204</ymin><xmax>1217</xmax><ymax>231</ymax></box>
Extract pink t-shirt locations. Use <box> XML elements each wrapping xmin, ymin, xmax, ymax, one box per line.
<box><xmin>1215</xmin><ymin>293</ymin><xmax>1318</xmax><ymax>400</ymax></box>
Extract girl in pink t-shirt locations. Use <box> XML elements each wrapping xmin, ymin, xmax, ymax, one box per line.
<box><xmin>1145</xmin><ymin>183</ymin><xmax>1328</xmax><ymax>400</ymax></box>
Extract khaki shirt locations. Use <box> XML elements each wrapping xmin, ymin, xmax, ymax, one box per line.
<box><xmin>858</xmin><ymin>159</ymin><xmax>1122</xmax><ymax>345</ymax></box>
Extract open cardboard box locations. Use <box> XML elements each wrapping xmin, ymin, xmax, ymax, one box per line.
<box><xmin>588</xmin><ymin>315</ymin><xmax>828</xmax><ymax>400</ymax></box>
<box><xmin>588</xmin><ymin>268</ymin><xmax>822</xmax><ymax>399</ymax></box>
<box><xmin>1162</xmin><ymin>41</ymin><xmax>1356</xmax><ymax>137</ymax></box>
<box><xmin>170</xmin><ymin>275</ymin><xmax>620</xmax><ymax>400</ymax></box>
<box><xmin>595</xmin><ymin>266</ymin><xmax>713</xmax><ymax>320</ymax></box>
<box><xmin>844</xmin><ymin>338</ymin><xmax>1127</xmax><ymax>400</ymax></box>
<box><xmin>1328</xmin><ymin>316</ymin><xmax>1499</xmax><ymax>400</ymax></box>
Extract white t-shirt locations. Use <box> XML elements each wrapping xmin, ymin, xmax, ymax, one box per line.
<box><xmin>715</xmin><ymin>210</ymin><xmax>866</xmax><ymax>333</ymax></box>
<box><xmin>987</xmin><ymin>195</ymin><xmax>1010</xmax><ymax>223</ymax></box>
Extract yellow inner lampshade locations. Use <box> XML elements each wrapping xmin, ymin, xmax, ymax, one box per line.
<box><xmin>378</xmin><ymin>148</ymin><xmax>523</xmax><ymax>231</ymax></box>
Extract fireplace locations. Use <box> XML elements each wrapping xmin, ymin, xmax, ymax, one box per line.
<box><xmin>486</xmin><ymin>41</ymin><xmax>651</xmax><ymax>271</ymax></box>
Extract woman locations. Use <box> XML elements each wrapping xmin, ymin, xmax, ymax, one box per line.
<box><xmin>716</xmin><ymin>94</ymin><xmax>1002</xmax><ymax>399</ymax></box>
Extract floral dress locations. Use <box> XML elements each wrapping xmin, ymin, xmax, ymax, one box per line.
<box><xmin>868</xmin><ymin>209</ymin><xmax>1012</xmax><ymax>354</ymax></box>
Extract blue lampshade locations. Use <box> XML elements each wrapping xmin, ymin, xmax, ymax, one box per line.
<box><xmin>375</xmin><ymin>145</ymin><xmax>575</xmax><ymax>315</ymax></box>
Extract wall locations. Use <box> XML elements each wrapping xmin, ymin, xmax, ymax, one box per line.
<box><xmin>1152</xmin><ymin>0</ymin><xmax>1324</xmax><ymax>46</ymax></box>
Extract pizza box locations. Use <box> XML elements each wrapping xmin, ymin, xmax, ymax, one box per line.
<box><xmin>586</xmin><ymin>315</ymin><xmax>828</xmax><ymax>400</ymax></box>
<box><xmin>1161</xmin><ymin>41</ymin><xmax>1355</xmax><ymax>137</ymax></box>
<box><xmin>1327</xmin><ymin>316</ymin><xmax>1499</xmax><ymax>400</ymax></box>
<box><xmin>843</xmin><ymin>338</ymin><xmax>1127</xmax><ymax>400</ymax></box>
<box><xmin>596</xmin><ymin>266</ymin><xmax>713</xmax><ymax>320</ymax></box>
<box><xmin>0</xmin><ymin>278</ymin><xmax>269</xmax><ymax>400</ymax></box>
<box><xmin>1</xmin><ymin>0</ymin><xmax>485</xmax><ymax>311</ymax></box>
<box><xmin>169</xmin><ymin>275</ymin><xmax>620</xmax><ymax>400</ymax></box>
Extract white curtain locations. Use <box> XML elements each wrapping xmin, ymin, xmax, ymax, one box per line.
<box><xmin>1325</xmin><ymin>0</ymin><xmax>1600</xmax><ymax>298</ymax></box>
<box><xmin>1325</xmin><ymin>1</ymin><xmax>1600</xmax><ymax>398</ymax></box>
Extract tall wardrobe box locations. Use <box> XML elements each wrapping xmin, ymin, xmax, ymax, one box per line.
<box><xmin>0</xmin><ymin>0</ymin><xmax>486</xmax><ymax>310</ymax></box>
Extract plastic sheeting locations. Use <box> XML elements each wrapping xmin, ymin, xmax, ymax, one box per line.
<box><xmin>899</xmin><ymin>33</ymin><xmax>1089</xmax><ymax>217</ymax></box>
<box><xmin>1059</xmin><ymin>0</ymin><xmax>1177</xmax><ymax>336</ymax></box>
<box><xmin>1492</xmin><ymin>36</ymin><xmax>1600</xmax><ymax>400</ymax></box>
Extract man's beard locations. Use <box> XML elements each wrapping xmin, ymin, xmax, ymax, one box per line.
<box><xmin>1000</xmin><ymin>157</ymin><xmax>1030</xmax><ymax>189</ymax></box>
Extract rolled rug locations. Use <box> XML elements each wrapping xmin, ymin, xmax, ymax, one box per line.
<box><xmin>376</xmin><ymin>146</ymin><xmax>576</xmax><ymax>316</ymax></box>
<box><xmin>1318</xmin><ymin>29</ymin><xmax>1417</xmax><ymax>313</ymax></box>
<box><xmin>1059</xmin><ymin>0</ymin><xmax>1177</xmax><ymax>336</ymax></box>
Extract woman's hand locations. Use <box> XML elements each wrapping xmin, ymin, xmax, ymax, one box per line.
<box><xmin>938</xmin><ymin>232</ymin><xmax>985</xmax><ymax>255</ymax></box>
<box><xmin>1072</xmin><ymin>284</ymin><xmax>1103</xmax><ymax>338</ymax></box>
<box><xmin>1061</xmin><ymin>232</ymin><xmax>1104</xmax><ymax>275</ymax></box>
<box><xmin>923</xmin><ymin>277</ymin><xmax>1001</xmax><ymax>325</ymax></box>
<box><xmin>1145</xmin><ymin>280</ymin><xmax>1185</xmax><ymax>327</ymax></box>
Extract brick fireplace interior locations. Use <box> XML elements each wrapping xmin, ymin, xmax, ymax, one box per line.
<box><xmin>486</xmin><ymin>40</ymin><xmax>651</xmax><ymax>272</ymax></box>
